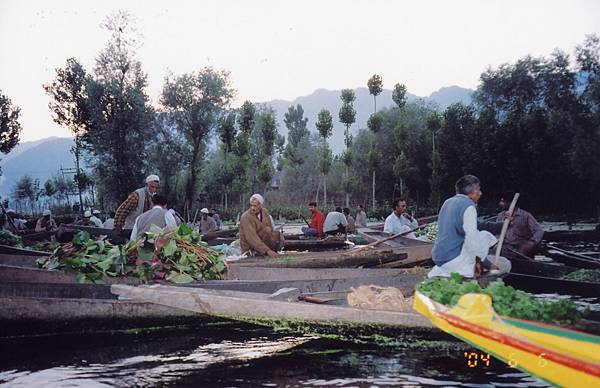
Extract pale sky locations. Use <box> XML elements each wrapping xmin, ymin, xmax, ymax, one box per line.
<box><xmin>1</xmin><ymin>0</ymin><xmax>599</xmax><ymax>142</ymax></box>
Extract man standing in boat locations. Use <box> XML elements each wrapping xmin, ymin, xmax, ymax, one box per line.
<box><xmin>113</xmin><ymin>175</ymin><xmax>160</xmax><ymax>233</ymax></box>
<box><xmin>239</xmin><ymin>194</ymin><xmax>284</xmax><ymax>258</ymax></box>
<box><xmin>429</xmin><ymin>175</ymin><xmax>512</xmax><ymax>278</ymax></box>
<box><xmin>496</xmin><ymin>191</ymin><xmax>544</xmax><ymax>257</ymax></box>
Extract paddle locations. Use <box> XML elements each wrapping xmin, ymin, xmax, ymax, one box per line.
<box><xmin>494</xmin><ymin>192</ymin><xmax>520</xmax><ymax>266</ymax></box>
<box><xmin>353</xmin><ymin>223</ymin><xmax>429</xmax><ymax>252</ymax></box>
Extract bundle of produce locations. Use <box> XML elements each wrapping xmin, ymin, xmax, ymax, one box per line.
<box><xmin>415</xmin><ymin>221</ymin><xmax>437</xmax><ymax>241</ymax></box>
<box><xmin>562</xmin><ymin>269</ymin><xmax>600</xmax><ymax>283</ymax></box>
<box><xmin>0</xmin><ymin>229</ymin><xmax>23</xmax><ymax>247</ymax></box>
<box><xmin>416</xmin><ymin>273</ymin><xmax>587</xmax><ymax>325</ymax></box>
<box><xmin>38</xmin><ymin>224</ymin><xmax>227</xmax><ymax>284</ymax></box>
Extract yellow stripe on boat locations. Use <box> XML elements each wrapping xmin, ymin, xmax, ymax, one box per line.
<box><xmin>414</xmin><ymin>291</ymin><xmax>600</xmax><ymax>387</ymax></box>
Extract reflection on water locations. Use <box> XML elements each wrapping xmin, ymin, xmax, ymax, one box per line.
<box><xmin>0</xmin><ymin>320</ymin><xmax>548</xmax><ymax>387</ymax></box>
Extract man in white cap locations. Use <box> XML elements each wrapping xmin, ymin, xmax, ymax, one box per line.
<box><xmin>113</xmin><ymin>174</ymin><xmax>160</xmax><ymax>233</ymax></box>
<box><xmin>90</xmin><ymin>210</ymin><xmax>103</xmax><ymax>227</ymax></box>
<box><xmin>239</xmin><ymin>193</ymin><xmax>284</xmax><ymax>258</ymax></box>
<box><xmin>130</xmin><ymin>194</ymin><xmax>177</xmax><ymax>240</ymax></box>
<box><xmin>74</xmin><ymin>210</ymin><xmax>94</xmax><ymax>226</ymax></box>
<box><xmin>199</xmin><ymin>207</ymin><xmax>217</xmax><ymax>234</ymax></box>
<box><xmin>2</xmin><ymin>209</ymin><xmax>26</xmax><ymax>233</ymax></box>
<box><xmin>35</xmin><ymin>209</ymin><xmax>58</xmax><ymax>232</ymax></box>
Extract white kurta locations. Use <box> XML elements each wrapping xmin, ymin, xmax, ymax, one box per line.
<box><xmin>383</xmin><ymin>212</ymin><xmax>419</xmax><ymax>238</ymax></box>
<box><xmin>130</xmin><ymin>206</ymin><xmax>178</xmax><ymax>240</ymax></box>
<box><xmin>428</xmin><ymin>206</ymin><xmax>498</xmax><ymax>278</ymax></box>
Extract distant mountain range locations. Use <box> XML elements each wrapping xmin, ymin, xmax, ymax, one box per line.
<box><xmin>266</xmin><ymin>85</ymin><xmax>473</xmax><ymax>153</ymax></box>
<box><xmin>0</xmin><ymin>137</ymin><xmax>75</xmax><ymax>198</ymax></box>
<box><xmin>0</xmin><ymin>85</ymin><xmax>472</xmax><ymax>197</ymax></box>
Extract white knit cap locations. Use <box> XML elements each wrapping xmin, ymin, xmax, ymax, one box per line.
<box><xmin>249</xmin><ymin>193</ymin><xmax>264</xmax><ymax>204</ymax></box>
<box><xmin>200</xmin><ymin>208</ymin><xmax>209</xmax><ymax>214</ymax></box>
<box><xmin>43</xmin><ymin>209</ymin><xmax>51</xmax><ymax>216</ymax></box>
<box><xmin>145</xmin><ymin>174</ymin><xmax>160</xmax><ymax>183</ymax></box>
<box><xmin>92</xmin><ymin>210</ymin><xmax>101</xmax><ymax>215</ymax></box>
<box><xmin>84</xmin><ymin>210</ymin><xmax>92</xmax><ymax>217</ymax></box>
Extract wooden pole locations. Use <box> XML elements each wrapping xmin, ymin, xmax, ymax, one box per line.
<box><xmin>354</xmin><ymin>223</ymin><xmax>429</xmax><ymax>252</ymax></box>
<box><xmin>494</xmin><ymin>193</ymin><xmax>520</xmax><ymax>264</ymax></box>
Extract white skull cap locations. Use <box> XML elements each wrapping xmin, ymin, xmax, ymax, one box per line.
<box><xmin>145</xmin><ymin>174</ymin><xmax>160</xmax><ymax>183</ymax></box>
<box><xmin>249</xmin><ymin>193</ymin><xmax>264</xmax><ymax>204</ymax></box>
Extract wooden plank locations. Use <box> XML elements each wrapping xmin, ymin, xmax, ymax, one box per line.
<box><xmin>0</xmin><ymin>296</ymin><xmax>196</xmax><ymax>321</ymax></box>
<box><xmin>234</xmin><ymin>248</ymin><xmax>408</xmax><ymax>268</ymax></box>
<box><xmin>228</xmin><ymin>266</ymin><xmax>416</xmax><ymax>281</ymax></box>
<box><xmin>0</xmin><ymin>244</ymin><xmax>51</xmax><ymax>256</ymax></box>
<box><xmin>111</xmin><ymin>284</ymin><xmax>433</xmax><ymax>328</ymax></box>
<box><xmin>0</xmin><ymin>254</ymin><xmax>39</xmax><ymax>268</ymax></box>
<box><xmin>201</xmin><ymin>228</ymin><xmax>239</xmax><ymax>241</ymax></box>
<box><xmin>504</xmin><ymin>273</ymin><xmax>600</xmax><ymax>297</ymax></box>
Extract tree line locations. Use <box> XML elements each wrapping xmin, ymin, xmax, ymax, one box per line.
<box><xmin>2</xmin><ymin>11</ymin><xmax>599</xmax><ymax>219</ymax></box>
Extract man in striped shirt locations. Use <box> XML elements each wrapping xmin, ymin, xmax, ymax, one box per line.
<box><xmin>113</xmin><ymin>175</ymin><xmax>160</xmax><ymax>233</ymax></box>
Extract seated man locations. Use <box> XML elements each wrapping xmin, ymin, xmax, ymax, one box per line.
<box><xmin>343</xmin><ymin>207</ymin><xmax>356</xmax><ymax>234</ymax></box>
<box><xmin>323</xmin><ymin>207</ymin><xmax>348</xmax><ymax>237</ymax></box>
<box><xmin>355</xmin><ymin>204</ymin><xmax>368</xmax><ymax>228</ymax></box>
<box><xmin>429</xmin><ymin>175</ymin><xmax>511</xmax><ymax>278</ymax></box>
<box><xmin>35</xmin><ymin>210</ymin><xmax>58</xmax><ymax>232</ymax></box>
<box><xmin>75</xmin><ymin>210</ymin><xmax>95</xmax><ymax>226</ymax></box>
<box><xmin>90</xmin><ymin>210</ymin><xmax>104</xmax><ymax>227</ymax></box>
<box><xmin>497</xmin><ymin>191</ymin><xmax>544</xmax><ymax>257</ymax></box>
<box><xmin>302</xmin><ymin>202</ymin><xmax>325</xmax><ymax>238</ymax></box>
<box><xmin>130</xmin><ymin>194</ymin><xmax>177</xmax><ymax>240</ymax></box>
<box><xmin>239</xmin><ymin>194</ymin><xmax>284</xmax><ymax>258</ymax></box>
<box><xmin>199</xmin><ymin>208</ymin><xmax>217</xmax><ymax>234</ymax></box>
<box><xmin>3</xmin><ymin>209</ymin><xmax>27</xmax><ymax>234</ymax></box>
<box><xmin>383</xmin><ymin>198</ymin><xmax>418</xmax><ymax>238</ymax></box>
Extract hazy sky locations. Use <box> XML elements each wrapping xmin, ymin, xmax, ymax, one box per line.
<box><xmin>1</xmin><ymin>0</ymin><xmax>599</xmax><ymax>142</ymax></box>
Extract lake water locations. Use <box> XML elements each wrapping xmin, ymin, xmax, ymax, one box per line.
<box><xmin>0</xmin><ymin>320</ymin><xmax>548</xmax><ymax>387</ymax></box>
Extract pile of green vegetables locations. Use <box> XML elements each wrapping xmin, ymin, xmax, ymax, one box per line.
<box><xmin>563</xmin><ymin>269</ymin><xmax>600</xmax><ymax>283</ymax></box>
<box><xmin>415</xmin><ymin>222</ymin><xmax>438</xmax><ymax>241</ymax></box>
<box><xmin>38</xmin><ymin>223</ymin><xmax>228</xmax><ymax>284</ymax></box>
<box><xmin>0</xmin><ymin>229</ymin><xmax>22</xmax><ymax>247</ymax></box>
<box><xmin>416</xmin><ymin>273</ymin><xmax>587</xmax><ymax>325</ymax></box>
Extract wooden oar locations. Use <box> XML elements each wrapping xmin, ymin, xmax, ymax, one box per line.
<box><xmin>354</xmin><ymin>223</ymin><xmax>429</xmax><ymax>252</ymax></box>
<box><xmin>494</xmin><ymin>193</ymin><xmax>520</xmax><ymax>265</ymax></box>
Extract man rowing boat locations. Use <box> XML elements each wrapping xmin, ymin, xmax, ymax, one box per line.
<box><xmin>429</xmin><ymin>175</ymin><xmax>511</xmax><ymax>278</ymax></box>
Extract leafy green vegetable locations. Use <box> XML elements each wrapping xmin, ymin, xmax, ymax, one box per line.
<box><xmin>562</xmin><ymin>269</ymin><xmax>600</xmax><ymax>283</ymax></box>
<box><xmin>0</xmin><ymin>229</ymin><xmax>23</xmax><ymax>247</ymax></box>
<box><xmin>417</xmin><ymin>273</ymin><xmax>586</xmax><ymax>325</ymax></box>
<box><xmin>37</xmin><ymin>224</ymin><xmax>228</xmax><ymax>284</ymax></box>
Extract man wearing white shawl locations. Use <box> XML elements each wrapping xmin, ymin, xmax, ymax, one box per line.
<box><xmin>428</xmin><ymin>175</ymin><xmax>512</xmax><ymax>278</ymax></box>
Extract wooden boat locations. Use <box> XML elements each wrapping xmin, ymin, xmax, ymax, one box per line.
<box><xmin>0</xmin><ymin>270</ymin><xmax>431</xmax><ymax>337</ymax></box>
<box><xmin>544</xmin><ymin>228</ymin><xmax>599</xmax><ymax>242</ymax></box>
<box><xmin>60</xmin><ymin>224</ymin><xmax>131</xmax><ymax>244</ymax></box>
<box><xmin>201</xmin><ymin>227</ymin><xmax>238</xmax><ymax>242</ymax></box>
<box><xmin>110</xmin><ymin>283</ymin><xmax>432</xmax><ymax>330</ymax></box>
<box><xmin>544</xmin><ymin>244</ymin><xmax>600</xmax><ymax>269</ymax></box>
<box><xmin>206</xmin><ymin>235</ymin><xmax>351</xmax><ymax>251</ymax></box>
<box><xmin>0</xmin><ymin>245</ymin><xmax>50</xmax><ymax>268</ymax></box>
<box><xmin>414</xmin><ymin>291</ymin><xmax>600</xmax><ymax>387</ymax></box>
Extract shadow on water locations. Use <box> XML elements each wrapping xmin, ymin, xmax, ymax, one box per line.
<box><xmin>0</xmin><ymin>319</ymin><xmax>548</xmax><ymax>387</ymax></box>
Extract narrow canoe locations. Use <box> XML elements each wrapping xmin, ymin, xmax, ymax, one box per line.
<box><xmin>414</xmin><ymin>291</ymin><xmax>600</xmax><ymax>387</ymax></box>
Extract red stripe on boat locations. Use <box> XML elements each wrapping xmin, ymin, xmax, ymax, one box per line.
<box><xmin>437</xmin><ymin>311</ymin><xmax>600</xmax><ymax>378</ymax></box>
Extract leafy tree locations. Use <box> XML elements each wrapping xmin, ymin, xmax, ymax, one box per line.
<box><xmin>339</xmin><ymin>89</ymin><xmax>356</xmax><ymax>206</ymax></box>
<box><xmin>217</xmin><ymin>112</ymin><xmax>237</xmax><ymax>210</ymax></box>
<box><xmin>44</xmin><ymin>57</ymin><xmax>89</xmax><ymax>211</ymax></box>
<box><xmin>283</xmin><ymin>104</ymin><xmax>309</xmax><ymax>166</ymax></box>
<box><xmin>231</xmin><ymin>101</ymin><xmax>256</xmax><ymax>206</ymax></box>
<box><xmin>83</xmin><ymin>11</ymin><xmax>155</xmax><ymax>207</ymax></box>
<box><xmin>161</xmin><ymin>66</ymin><xmax>235</xmax><ymax>208</ymax></box>
<box><xmin>0</xmin><ymin>90</ymin><xmax>22</xmax><ymax>170</ymax></box>
<box><xmin>367</xmin><ymin>112</ymin><xmax>383</xmax><ymax>208</ymax></box>
<box><xmin>425</xmin><ymin>112</ymin><xmax>443</xmax><ymax>207</ymax></box>
<box><xmin>253</xmin><ymin>109</ymin><xmax>278</xmax><ymax>193</ymax></box>
<box><xmin>367</xmin><ymin>74</ymin><xmax>383</xmax><ymax>113</ymax></box>
<box><xmin>392</xmin><ymin>83</ymin><xmax>407</xmax><ymax>109</ymax></box>
<box><xmin>315</xmin><ymin>108</ymin><xmax>334</xmax><ymax>204</ymax></box>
